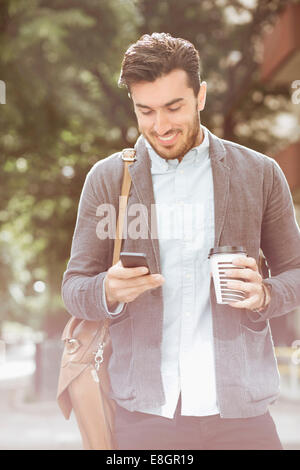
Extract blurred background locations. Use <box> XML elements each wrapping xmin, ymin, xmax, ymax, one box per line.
<box><xmin>0</xmin><ymin>0</ymin><xmax>300</xmax><ymax>450</ymax></box>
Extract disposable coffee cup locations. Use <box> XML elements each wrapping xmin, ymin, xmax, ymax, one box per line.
<box><xmin>208</xmin><ymin>246</ymin><xmax>247</xmax><ymax>304</ymax></box>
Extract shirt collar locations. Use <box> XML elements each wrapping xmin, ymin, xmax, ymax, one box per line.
<box><xmin>145</xmin><ymin>125</ymin><xmax>210</xmax><ymax>174</ymax></box>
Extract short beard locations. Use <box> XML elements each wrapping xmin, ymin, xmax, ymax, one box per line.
<box><xmin>144</xmin><ymin>108</ymin><xmax>201</xmax><ymax>161</ymax></box>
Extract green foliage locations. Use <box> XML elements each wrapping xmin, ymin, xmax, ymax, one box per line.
<box><xmin>0</xmin><ymin>0</ymin><xmax>298</xmax><ymax>334</ymax></box>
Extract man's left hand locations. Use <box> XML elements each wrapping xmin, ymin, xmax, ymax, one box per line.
<box><xmin>225</xmin><ymin>256</ymin><xmax>270</xmax><ymax>310</ymax></box>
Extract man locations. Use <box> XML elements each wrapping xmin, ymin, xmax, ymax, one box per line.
<box><xmin>62</xmin><ymin>33</ymin><xmax>300</xmax><ymax>450</ymax></box>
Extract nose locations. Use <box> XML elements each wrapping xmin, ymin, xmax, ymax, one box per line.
<box><xmin>153</xmin><ymin>111</ymin><xmax>172</xmax><ymax>136</ymax></box>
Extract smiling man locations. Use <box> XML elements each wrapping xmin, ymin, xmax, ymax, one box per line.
<box><xmin>62</xmin><ymin>33</ymin><xmax>300</xmax><ymax>450</ymax></box>
<box><xmin>131</xmin><ymin>68</ymin><xmax>206</xmax><ymax>162</ymax></box>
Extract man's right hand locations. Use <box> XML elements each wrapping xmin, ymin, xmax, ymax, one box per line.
<box><xmin>105</xmin><ymin>261</ymin><xmax>165</xmax><ymax>310</ymax></box>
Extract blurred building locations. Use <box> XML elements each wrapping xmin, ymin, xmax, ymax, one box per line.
<box><xmin>261</xmin><ymin>2</ymin><xmax>300</xmax><ymax>195</ymax></box>
<box><xmin>261</xmin><ymin>2</ymin><xmax>300</xmax><ymax>345</ymax></box>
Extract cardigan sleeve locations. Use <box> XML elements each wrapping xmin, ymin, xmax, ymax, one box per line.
<box><xmin>248</xmin><ymin>158</ymin><xmax>300</xmax><ymax>322</ymax></box>
<box><xmin>61</xmin><ymin>163</ymin><xmax>128</xmax><ymax>321</ymax></box>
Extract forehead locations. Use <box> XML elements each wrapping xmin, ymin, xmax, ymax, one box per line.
<box><xmin>130</xmin><ymin>69</ymin><xmax>194</xmax><ymax>107</ymax></box>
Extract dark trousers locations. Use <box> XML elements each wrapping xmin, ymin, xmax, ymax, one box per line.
<box><xmin>115</xmin><ymin>398</ymin><xmax>283</xmax><ymax>450</ymax></box>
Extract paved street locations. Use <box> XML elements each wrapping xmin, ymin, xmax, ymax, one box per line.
<box><xmin>269</xmin><ymin>398</ymin><xmax>300</xmax><ymax>450</ymax></box>
<box><xmin>0</xmin><ymin>401</ymin><xmax>82</xmax><ymax>450</ymax></box>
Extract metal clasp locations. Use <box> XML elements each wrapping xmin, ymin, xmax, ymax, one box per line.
<box><xmin>121</xmin><ymin>148</ymin><xmax>136</xmax><ymax>162</ymax></box>
<box><xmin>93</xmin><ymin>342</ymin><xmax>105</xmax><ymax>371</ymax></box>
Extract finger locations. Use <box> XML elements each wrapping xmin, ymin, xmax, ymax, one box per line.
<box><xmin>232</xmin><ymin>256</ymin><xmax>259</xmax><ymax>272</ymax></box>
<box><xmin>225</xmin><ymin>268</ymin><xmax>261</xmax><ymax>283</ymax></box>
<box><xmin>116</xmin><ymin>276</ymin><xmax>164</xmax><ymax>302</ymax></box>
<box><xmin>228</xmin><ymin>293</ymin><xmax>261</xmax><ymax>309</ymax></box>
<box><xmin>108</xmin><ymin>273</ymin><xmax>164</xmax><ymax>296</ymax></box>
<box><xmin>136</xmin><ymin>274</ymin><xmax>165</xmax><ymax>292</ymax></box>
<box><xmin>226</xmin><ymin>279</ymin><xmax>256</xmax><ymax>294</ymax></box>
<box><xmin>110</xmin><ymin>263</ymin><xmax>149</xmax><ymax>279</ymax></box>
<box><xmin>118</xmin><ymin>273</ymin><xmax>164</xmax><ymax>290</ymax></box>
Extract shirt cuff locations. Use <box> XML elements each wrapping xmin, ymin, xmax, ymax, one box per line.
<box><xmin>102</xmin><ymin>276</ymin><xmax>125</xmax><ymax>316</ymax></box>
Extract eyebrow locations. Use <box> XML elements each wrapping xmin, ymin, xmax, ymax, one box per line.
<box><xmin>135</xmin><ymin>98</ymin><xmax>184</xmax><ymax>110</ymax></box>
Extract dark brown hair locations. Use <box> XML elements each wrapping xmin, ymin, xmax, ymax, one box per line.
<box><xmin>118</xmin><ymin>33</ymin><xmax>201</xmax><ymax>96</ymax></box>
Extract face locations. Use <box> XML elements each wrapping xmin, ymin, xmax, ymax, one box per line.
<box><xmin>130</xmin><ymin>69</ymin><xmax>207</xmax><ymax>161</ymax></box>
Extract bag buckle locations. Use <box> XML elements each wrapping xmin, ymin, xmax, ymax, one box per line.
<box><xmin>66</xmin><ymin>338</ymin><xmax>81</xmax><ymax>354</ymax></box>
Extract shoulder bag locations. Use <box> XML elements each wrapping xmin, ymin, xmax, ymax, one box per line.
<box><xmin>56</xmin><ymin>148</ymin><xmax>136</xmax><ymax>450</ymax></box>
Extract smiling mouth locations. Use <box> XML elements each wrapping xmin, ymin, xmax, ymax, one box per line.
<box><xmin>155</xmin><ymin>131</ymin><xmax>180</xmax><ymax>145</ymax></box>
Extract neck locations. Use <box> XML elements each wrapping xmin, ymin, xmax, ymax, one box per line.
<box><xmin>177</xmin><ymin>125</ymin><xmax>203</xmax><ymax>163</ymax></box>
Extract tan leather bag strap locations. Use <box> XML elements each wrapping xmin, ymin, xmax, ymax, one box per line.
<box><xmin>102</xmin><ymin>149</ymin><xmax>136</xmax><ymax>331</ymax></box>
<box><xmin>112</xmin><ymin>149</ymin><xmax>136</xmax><ymax>265</ymax></box>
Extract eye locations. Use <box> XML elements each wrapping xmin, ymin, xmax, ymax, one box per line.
<box><xmin>140</xmin><ymin>110</ymin><xmax>153</xmax><ymax>116</ymax></box>
<box><xmin>168</xmin><ymin>107</ymin><xmax>181</xmax><ymax>112</ymax></box>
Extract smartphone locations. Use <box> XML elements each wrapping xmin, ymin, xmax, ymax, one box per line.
<box><xmin>120</xmin><ymin>252</ymin><xmax>150</xmax><ymax>273</ymax></box>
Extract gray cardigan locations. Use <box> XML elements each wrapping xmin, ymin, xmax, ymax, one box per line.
<box><xmin>62</xmin><ymin>129</ymin><xmax>300</xmax><ymax>418</ymax></box>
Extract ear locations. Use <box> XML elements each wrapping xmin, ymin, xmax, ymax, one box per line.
<box><xmin>197</xmin><ymin>81</ymin><xmax>207</xmax><ymax>112</ymax></box>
